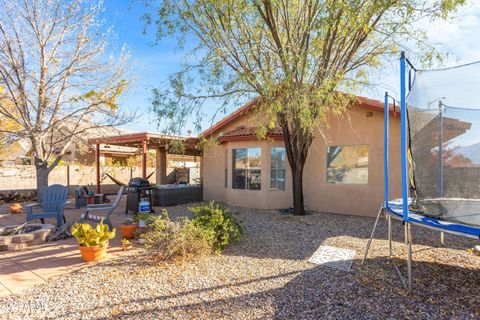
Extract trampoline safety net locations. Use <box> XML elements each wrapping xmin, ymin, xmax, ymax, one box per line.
<box><xmin>407</xmin><ymin>61</ymin><xmax>480</xmax><ymax>227</ymax></box>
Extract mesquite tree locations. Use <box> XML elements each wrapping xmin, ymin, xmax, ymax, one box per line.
<box><xmin>145</xmin><ymin>0</ymin><xmax>464</xmax><ymax>215</ymax></box>
<box><xmin>0</xmin><ymin>0</ymin><xmax>131</xmax><ymax>198</ymax></box>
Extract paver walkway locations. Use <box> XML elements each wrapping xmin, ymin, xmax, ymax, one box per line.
<box><xmin>0</xmin><ymin>197</ymin><xmax>142</xmax><ymax>296</ymax></box>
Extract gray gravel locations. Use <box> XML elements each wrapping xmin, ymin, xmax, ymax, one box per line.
<box><xmin>0</xmin><ymin>203</ymin><xmax>479</xmax><ymax>319</ymax></box>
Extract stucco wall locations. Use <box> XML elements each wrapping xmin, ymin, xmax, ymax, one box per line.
<box><xmin>203</xmin><ymin>140</ymin><xmax>293</xmax><ymax>209</ymax></box>
<box><xmin>303</xmin><ymin>108</ymin><xmax>402</xmax><ymax>216</ymax></box>
<box><xmin>202</xmin><ymin>106</ymin><xmax>402</xmax><ymax>217</ymax></box>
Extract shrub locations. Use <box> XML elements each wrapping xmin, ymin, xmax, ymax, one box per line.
<box><xmin>190</xmin><ymin>201</ymin><xmax>242</xmax><ymax>252</ymax></box>
<box><xmin>144</xmin><ymin>210</ymin><xmax>214</xmax><ymax>262</ymax></box>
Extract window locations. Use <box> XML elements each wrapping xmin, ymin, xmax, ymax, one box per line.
<box><xmin>224</xmin><ymin>149</ymin><xmax>228</xmax><ymax>188</ymax></box>
<box><xmin>326</xmin><ymin>145</ymin><xmax>369</xmax><ymax>184</ymax></box>
<box><xmin>270</xmin><ymin>147</ymin><xmax>286</xmax><ymax>190</ymax></box>
<box><xmin>232</xmin><ymin>148</ymin><xmax>261</xmax><ymax>190</ymax></box>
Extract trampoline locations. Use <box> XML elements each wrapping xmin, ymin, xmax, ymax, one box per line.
<box><xmin>362</xmin><ymin>52</ymin><xmax>480</xmax><ymax>292</ymax></box>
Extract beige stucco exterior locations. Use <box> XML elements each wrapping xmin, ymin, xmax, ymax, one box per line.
<box><xmin>202</xmin><ymin>104</ymin><xmax>402</xmax><ymax>217</ymax></box>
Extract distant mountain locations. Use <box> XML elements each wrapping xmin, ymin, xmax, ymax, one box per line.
<box><xmin>454</xmin><ymin>143</ymin><xmax>480</xmax><ymax>164</ymax></box>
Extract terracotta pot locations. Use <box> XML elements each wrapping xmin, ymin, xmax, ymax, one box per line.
<box><xmin>79</xmin><ymin>244</ymin><xmax>107</xmax><ymax>262</ymax></box>
<box><xmin>119</xmin><ymin>224</ymin><xmax>137</xmax><ymax>239</ymax></box>
<box><xmin>86</xmin><ymin>196</ymin><xmax>95</xmax><ymax>205</ymax></box>
<box><xmin>9</xmin><ymin>203</ymin><xmax>23</xmax><ymax>214</ymax></box>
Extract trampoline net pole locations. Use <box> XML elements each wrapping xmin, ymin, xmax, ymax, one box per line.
<box><xmin>400</xmin><ymin>52</ymin><xmax>410</xmax><ymax>222</ymax></box>
<box><xmin>384</xmin><ymin>92</ymin><xmax>390</xmax><ymax>207</ymax></box>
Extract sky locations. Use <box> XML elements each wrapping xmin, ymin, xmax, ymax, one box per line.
<box><xmin>100</xmin><ymin>1</ymin><xmax>480</xmax><ymax>135</ymax></box>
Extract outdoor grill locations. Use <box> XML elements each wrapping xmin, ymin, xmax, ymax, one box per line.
<box><xmin>125</xmin><ymin>178</ymin><xmax>154</xmax><ymax>214</ymax></box>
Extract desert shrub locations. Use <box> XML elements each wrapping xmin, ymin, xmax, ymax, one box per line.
<box><xmin>190</xmin><ymin>201</ymin><xmax>242</xmax><ymax>252</ymax></box>
<box><xmin>144</xmin><ymin>210</ymin><xmax>214</xmax><ymax>262</ymax></box>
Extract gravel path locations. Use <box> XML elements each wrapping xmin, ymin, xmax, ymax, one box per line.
<box><xmin>1</xmin><ymin>204</ymin><xmax>479</xmax><ymax>319</ymax></box>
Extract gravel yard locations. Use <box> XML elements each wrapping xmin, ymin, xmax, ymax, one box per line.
<box><xmin>1</xmin><ymin>204</ymin><xmax>479</xmax><ymax>319</ymax></box>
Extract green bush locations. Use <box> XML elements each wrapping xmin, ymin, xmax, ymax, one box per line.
<box><xmin>144</xmin><ymin>210</ymin><xmax>214</xmax><ymax>262</ymax></box>
<box><xmin>190</xmin><ymin>201</ymin><xmax>242</xmax><ymax>252</ymax></box>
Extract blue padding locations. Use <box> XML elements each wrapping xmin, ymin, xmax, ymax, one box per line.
<box><xmin>386</xmin><ymin>200</ymin><xmax>480</xmax><ymax>238</ymax></box>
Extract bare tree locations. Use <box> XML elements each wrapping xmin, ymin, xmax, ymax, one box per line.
<box><xmin>145</xmin><ymin>0</ymin><xmax>464</xmax><ymax>215</ymax></box>
<box><xmin>0</xmin><ymin>0</ymin><xmax>132</xmax><ymax>198</ymax></box>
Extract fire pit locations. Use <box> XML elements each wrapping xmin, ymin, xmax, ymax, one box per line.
<box><xmin>0</xmin><ymin>223</ymin><xmax>55</xmax><ymax>251</ymax></box>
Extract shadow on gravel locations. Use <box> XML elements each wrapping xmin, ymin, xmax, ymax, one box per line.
<box><xmin>221</xmin><ymin>209</ymin><xmax>477</xmax><ymax>261</ymax></box>
<box><xmin>55</xmin><ymin>207</ymin><xmax>479</xmax><ymax>319</ymax></box>
<box><xmin>270</xmin><ymin>258</ymin><xmax>480</xmax><ymax>319</ymax></box>
<box><xmin>90</xmin><ymin>256</ymin><xmax>479</xmax><ymax>319</ymax></box>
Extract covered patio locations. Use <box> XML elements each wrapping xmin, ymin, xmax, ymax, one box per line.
<box><xmin>87</xmin><ymin>132</ymin><xmax>201</xmax><ymax>193</ymax></box>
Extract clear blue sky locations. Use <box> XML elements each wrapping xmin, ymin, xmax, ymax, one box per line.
<box><xmin>100</xmin><ymin>1</ymin><xmax>480</xmax><ymax>135</ymax></box>
<box><xmin>101</xmin><ymin>0</ymin><xmax>187</xmax><ymax>133</ymax></box>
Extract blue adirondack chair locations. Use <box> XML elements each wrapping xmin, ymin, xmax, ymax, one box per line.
<box><xmin>25</xmin><ymin>184</ymin><xmax>69</xmax><ymax>226</ymax></box>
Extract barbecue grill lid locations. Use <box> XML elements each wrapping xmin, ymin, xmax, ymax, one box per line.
<box><xmin>128</xmin><ymin>177</ymin><xmax>151</xmax><ymax>187</ymax></box>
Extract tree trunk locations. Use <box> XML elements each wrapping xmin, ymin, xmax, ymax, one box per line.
<box><xmin>291</xmin><ymin>160</ymin><xmax>306</xmax><ymax>215</ymax></box>
<box><xmin>35</xmin><ymin>164</ymin><xmax>49</xmax><ymax>202</ymax></box>
<box><xmin>280</xmin><ymin>118</ymin><xmax>312</xmax><ymax>216</ymax></box>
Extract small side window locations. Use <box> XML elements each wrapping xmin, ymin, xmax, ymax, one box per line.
<box><xmin>224</xmin><ymin>149</ymin><xmax>228</xmax><ymax>188</ymax></box>
<box><xmin>270</xmin><ymin>147</ymin><xmax>286</xmax><ymax>191</ymax></box>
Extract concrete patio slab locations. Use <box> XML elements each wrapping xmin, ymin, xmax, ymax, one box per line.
<box><xmin>0</xmin><ymin>197</ymin><xmax>144</xmax><ymax>296</ymax></box>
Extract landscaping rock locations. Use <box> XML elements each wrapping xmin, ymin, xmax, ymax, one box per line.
<box><xmin>0</xmin><ymin>203</ymin><xmax>478</xmax><ymax>319</ymax></box>
<box><xmin>1</xmin><ymin>242</ymin><xmax>28</xmax><ymax>251</ymax></box>
<box><xmin>27</xmin><ymin>238</ymin><xmax>46</xmax><ymax>247</ymax></box>
<box><xmin>11</xmin><ymin>233</ymin><xmax>35</xmax><ymax>243</ymax></box>
<box><xmin>0</xmin><ymin>236</ymin><xmax>12</xmax><ymax>246</ymax></box>
<box><xmin>32</xmin><ymin>229</ymin><xmax>51</xmax><ymax>240</ymax></box>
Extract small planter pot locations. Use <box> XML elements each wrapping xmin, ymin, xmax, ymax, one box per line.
<box><xmin>9</xmin><ymin>203</ymin><xmax>23</xmax><ymax>214</ymax></box>
<box><xmin>86</xmin><ymin>196</ymin><xmax>95</xmax><ymax>205</ymax></box>
<box><xmin>79</xmin><ymin>244</ymin><xmax>107</xmax><ymax>262</ymax></box>
<box><xmin>119</xmin><ymin>224</ymin><xmax>137</xmax><ymax>239</ymax></box>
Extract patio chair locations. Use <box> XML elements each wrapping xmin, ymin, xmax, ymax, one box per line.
<box><xmin>25</xmin><ymin>184</ymin><xmax>69</xmax><ymax>226</ymax></box>
<box><xmin>79</xmin><ymin>186</ymin><xmax>124</xmax><ymax>230</ymax></box>
<box><xmin>74</xmin><ymin>187</ymin><xmax>88</xmax><ymax>209</ymax></box>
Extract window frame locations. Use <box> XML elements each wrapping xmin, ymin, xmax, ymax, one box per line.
<box><xmin>232</xmin><ymin>147</ymin><xmax>262</xmax><ymax>191</ymax></box>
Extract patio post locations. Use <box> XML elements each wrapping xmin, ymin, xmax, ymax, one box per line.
<box><xmin>95</xmin><ymin>143</ymin><xmax>100</xmax><ymax>193</ymax></box>
<box><xmin>155</xmin><ymin>146</ymin><xmax>167</xmax><ymax>184</ymax></box>
<box><xmin>142</xmin><ymin>139</ymin><xmax>147</xmax><ymax>179</ymax></box>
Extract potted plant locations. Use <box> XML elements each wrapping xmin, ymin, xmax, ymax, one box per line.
<box><xmin>119</xmin><ymin>217</ymin><xmax>137</xmax><ymax>239</ymax></box>
<box><xmin>121</xmin><ymin>238</ymin><xmax>133</xmax><ymax>251</ymax></box>
<box><xmin>71</xmin><ymin>221</ymin><xmax>116</xmax><ymax>262</ymax></box>
<box><xmin>9</xmin><ymin>203</ymin><xmax>23</xmax><ymax>214</ymax></box>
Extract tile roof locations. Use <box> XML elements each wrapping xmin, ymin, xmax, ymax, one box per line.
<box><xmin>200</xmin><ymin>95</ymin><xmax>398</xmax><ymax>138</ymax></box>
<box><xmin>218</xmin><ymin>126</ymin><xmax>283</xmax><ymax>142</ymax></box>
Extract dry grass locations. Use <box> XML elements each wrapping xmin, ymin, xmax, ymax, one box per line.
<box><xmin>144</xmin><ymin>218</ymin><xmax>213</xmax><ymax>263</ymax></box>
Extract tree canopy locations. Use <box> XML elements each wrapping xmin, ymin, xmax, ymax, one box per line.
<box><xmin>146</xmin><ymin>0</ymin><xmax>465</xmax><ymax>135</ymax></box>
<box><xmin>0</xmin><ymin>0</ymin><xmax>132</xmax><ymax>193</ymax></box>
<box><xmin>144</xmin><ymin>0</ymin><xmax>465</xmax><ymax>214</ymax></box>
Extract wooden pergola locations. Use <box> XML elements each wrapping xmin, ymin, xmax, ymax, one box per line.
<box><xmin>88</xmin><ymin>132</ymin><xmax>200</xmax><ymax>193</ymax></box>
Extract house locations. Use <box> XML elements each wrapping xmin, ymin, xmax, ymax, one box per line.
<box><xmin>200</xmin><ymin>96</ymin><xmax>403</xmax><ymax>217</ymax></box>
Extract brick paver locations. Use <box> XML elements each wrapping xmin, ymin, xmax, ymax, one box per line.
<box><xmin>0</xmin><ymin>197</ymin><xmax>141</xmax><ymax>296</ymax></box>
